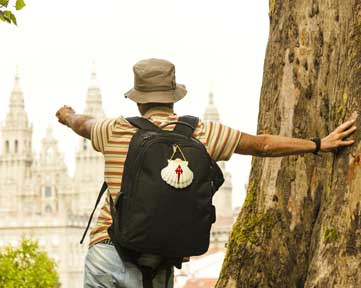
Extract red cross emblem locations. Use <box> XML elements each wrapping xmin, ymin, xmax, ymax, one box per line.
<box><xmin>175</xmin><ymin>165</ymin><xmax>183</xmax><ymax>183</ymax></box>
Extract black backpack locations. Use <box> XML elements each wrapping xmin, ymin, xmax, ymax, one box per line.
<box><xmin>81</xmin><ymin>115</ymin><xmax>224</xmax><ymax>287</ymax></box>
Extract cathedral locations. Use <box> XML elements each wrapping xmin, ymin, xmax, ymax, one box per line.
<box><xmin>0</xmin><ymin>67</ymin><xmax>235</xmax><ymax>287</ymax></box>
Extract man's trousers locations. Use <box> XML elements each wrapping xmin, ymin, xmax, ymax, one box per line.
<box><xmin>84</xmin><ymin>243</ymin><xmax>174</xmax><ymax>288</ymax></box>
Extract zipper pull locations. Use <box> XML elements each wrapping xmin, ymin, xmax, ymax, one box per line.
<box><xmin>141</xmin><ymin>135</ymin><xmax>152</xmax><ymax>146</ymax></box>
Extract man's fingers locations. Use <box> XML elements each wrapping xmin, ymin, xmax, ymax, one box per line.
<box><xmin>335</xmin><ymin>119</ymin><xmax>356</xmax><ymax>133</ymax></box>
<box><xmin>340</xmin><ymin>126</ymin><xmax>357</xmax><ymax>139</ymax></box>
<box><xmin>339</xmin><ymin>139</ymin><xmax>355</xmax><ymax>146</ymax></box>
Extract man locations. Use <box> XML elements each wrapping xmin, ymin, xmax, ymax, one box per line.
<box><xmin>56</xmin><ymin>58</ymin><xmax>357</xmax><ymax>288</ymax></box>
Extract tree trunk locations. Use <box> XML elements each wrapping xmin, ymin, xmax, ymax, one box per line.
<box><xmin>217</xmin><ymin>0</ymin><xmax>361</xmax><ymax>287</ymax></box>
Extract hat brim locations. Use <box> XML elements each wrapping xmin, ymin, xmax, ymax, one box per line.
<box><xmin>124</xmin><ymin>84</ymin><xmax>187</xmax><ymax>104</ymax></box>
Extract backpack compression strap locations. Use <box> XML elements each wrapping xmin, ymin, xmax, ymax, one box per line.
<box><xmin>126</xmin><ymin>117</ymin><xmax>161</xmax><ymax>131</ymax></box>
<box><xmin>174</xmin><ymin>115</ymin><xmax>199</xmax><ymax>137</ymax></box>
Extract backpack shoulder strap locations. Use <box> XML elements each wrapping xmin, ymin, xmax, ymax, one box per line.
<box><xmin>126</xmin><ymin>117</ymin><xmax>160</xmax><ymax>131</ymax></box>
<box><xmin>174</xmin><ymin>115</ymin><xmax>199</xmax><ymax>137</ymax></box>
<box><xmin>80</xmin><ymin>182</ymin><xmax>108</xmax><ymax>244</ymax></box>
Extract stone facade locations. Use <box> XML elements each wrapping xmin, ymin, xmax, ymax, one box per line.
<box><xmin>0</xmin><ymin>69</ymin><xmax>234</xmax><ymax>287</ymax></box>
<box><xmin>0</xmin><ymin>68</ymin><xmax>104</xmax><ymax>287</ymax></box>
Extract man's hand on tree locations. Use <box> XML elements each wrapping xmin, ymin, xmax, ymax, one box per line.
<box><xmin>56</xmin><ymin>105</ymin><xmax>76</xmax><ymax>127</ymax></box>
<box><xmin>321</xmin><ymin>119</ymin><xmax>357</xmax><ymax>152</ymax></box>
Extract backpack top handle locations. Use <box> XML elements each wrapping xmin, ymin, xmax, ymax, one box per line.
<box><xmin>159</xmin><ymin>121</ymin><xmax>195</xmax><ymax>130</ymax></box>
<box><xmin>127</xmin><ymin>115</ymin><xmax>199</xmax><ymax>138</ymax></box>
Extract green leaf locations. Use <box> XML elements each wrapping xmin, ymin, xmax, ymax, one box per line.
<box><xmin>15</xmin><ymin>0</ymin><xmax>25</xmax><ymax>10</ymax></box>
<box><xmin>0</xmin><ymin>0</ymin><xmax>9</xmax><ymax>8</ymax></box>
<box><xmin>1</xmin><ymin>10</ymin><xmax>11</xmax><ymax>23</ymax></box>
<box><xmin>9</xmin><ymin>13</ymin><xmax>16</xmax><ymax>25</ymax></box>
<box><xmin>3</xmin><ymin>10</ymin><xmax>16</xmax><ymax>25</ymax></box>
<box><xmin>0</xmin><ymin>10</ymin><xmax>10</xmax><ymax>24</ymax></box>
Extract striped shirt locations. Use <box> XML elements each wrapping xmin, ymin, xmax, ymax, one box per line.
<box><xmin>89</xmin><ymin>107</ymin><xmax>241</xmax><ymax>247</ymax></box>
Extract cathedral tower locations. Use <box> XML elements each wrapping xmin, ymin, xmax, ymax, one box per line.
<box><xmin>0</xmin><ymin>70</ymin><xmax>33</xmax><ymax>213</ymax></box>
<box><xmin>74</xmin><ymin>63</ymin><xmax>105</xmax><ymax>214</ymax></box>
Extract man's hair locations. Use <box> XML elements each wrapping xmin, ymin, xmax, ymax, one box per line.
<box><xmin>138</xmin><ymin>102</ymin><xmax>174</xmax><ymax>112</ymax></box>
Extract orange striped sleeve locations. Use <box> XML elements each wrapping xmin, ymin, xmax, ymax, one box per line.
<box><xmin>90</xmin><ymin>225</ymin><xmax>108</xmax><ymax>235</ymax></box>
<box><xmin>196</xmin><ymin>120</ymin><xmax>241</xmax><ymax>161</ymax></box>
<box><xmin>91</xmin><ymin>118</ymin><xmax>116</xmax><ymax>152</ymax></box>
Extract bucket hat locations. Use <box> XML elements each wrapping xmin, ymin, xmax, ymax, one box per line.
<box><xmin>125</xmin><ymin>58</ymin><xmax>187</xmax><ymax>103</ymax></box>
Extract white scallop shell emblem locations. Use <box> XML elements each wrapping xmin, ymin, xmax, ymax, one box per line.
<box><xmin>161</xmin><ymin>158</ymin><xmax>194</xmax><ymax>189</ymax></box>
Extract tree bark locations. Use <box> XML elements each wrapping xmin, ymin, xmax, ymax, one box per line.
<box><xmin>217</xmin><ymin>0</ymin><xmax>361</xmax><ymax>287</ymax></box>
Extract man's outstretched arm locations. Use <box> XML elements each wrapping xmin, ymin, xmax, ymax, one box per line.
<box><xmin>55</xmin><ymin>105</ymin><xmax>96</xmax><ymax>140</ymax></box>
<box><xmin>236</xmin><ymin>118</ymin><xmax>357</xmax><ymax>157</ymax></box>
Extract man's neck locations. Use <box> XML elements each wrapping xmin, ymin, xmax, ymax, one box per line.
<box><xmin>142</xmin><ymin>106</ymin><xmax>175</xmax><ymax>118</ymax></box>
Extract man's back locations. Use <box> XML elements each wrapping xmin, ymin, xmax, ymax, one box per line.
<box><xmin>89</xmin><ymin>105</ymin><xmax>241</xmax><ymax>247</ymax></box>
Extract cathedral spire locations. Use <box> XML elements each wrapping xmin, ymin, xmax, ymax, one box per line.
<box><xmin>5</xmin><ymin>68</ymin><xmax>30</xmax><ymax>129</ymax></box>
<box><xmin>84</xmin><ymin>62</ymin><xmax>105</xmax><ymax>118</ymax></box>
<box><xmin>90</xmin><ymin>61</ymin><xmax>97</xmax><ymax>88</ymax></box>
<box><xmin>209</xmin><ymin>91</ymin><xmax>214</xmax><ymax>104</ymax></box>
<box><xmin>9</xmin><ymin>66</ymin><xmax>25</xmax><ymax>110</ymax></box>
<box><xmin>203</xmin><ymin>91</ymin><xmax>220</xmax><ymax>122</ymax></box>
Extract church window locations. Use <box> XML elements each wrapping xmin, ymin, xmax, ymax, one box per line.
<box><xmin>5</xmin><ymin>141</ymin><xmax>9</xmax><ymax>153</ymax></box>
<box><xmin>83</xmin><ymin>139</ymin><xmax>87</xmax><ymax>151</ymax></box>
<box><xmin>45</xmin><ymin>186</ymin><xmax>52</xmax><ymax>198</ymax></box>
<box><xmin>45</xmin><ymin>205</ymin><xmax>52</xmax><ymax>213</ymax></box>
<box><xmin>46</xmin><ymin>148</ymin><xmax>54</xmax><ymax>162</ymax></box>
<box><xmin>15</xmin><ymin>140</ymin><xmax>18</xmax><ymax>153</ymax></box>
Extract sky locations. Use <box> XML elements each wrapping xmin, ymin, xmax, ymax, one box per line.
<box><xmin>0</xmin><ymin>0</ymin><xmax>270</xmax><ymax>208</ymax></box>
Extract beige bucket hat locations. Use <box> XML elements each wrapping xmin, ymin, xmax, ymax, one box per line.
<box><xmin>124</xmin><ymin>58</ymin><xmax>187</xmax><ymax>103</ymax></box>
